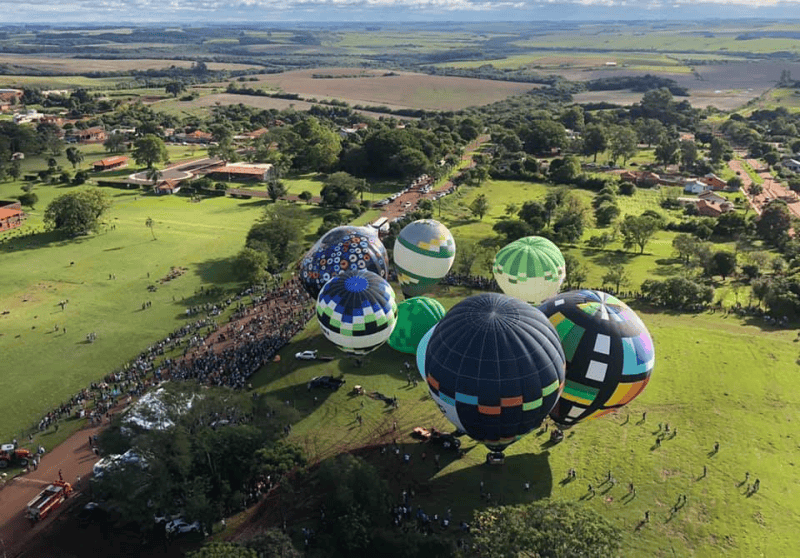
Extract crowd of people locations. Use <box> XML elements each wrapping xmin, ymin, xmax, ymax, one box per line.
<box><xmin>25</xmin><ymin>277</ymin><xmax>314</xmax><ymax>442</ymax></box>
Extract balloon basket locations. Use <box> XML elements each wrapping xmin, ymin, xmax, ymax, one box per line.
<box><xmin>485</xmin><ymin>451</ymin><xmax>505</xmax><ymax>465</ymax></box>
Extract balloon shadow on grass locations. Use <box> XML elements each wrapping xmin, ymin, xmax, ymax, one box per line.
<box><xmin>350</xmin><ymin>443</ymin><xmax>554</xmax><ymax>512</ymax></box>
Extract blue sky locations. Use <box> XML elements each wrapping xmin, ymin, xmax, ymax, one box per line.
<box><xmin>5</xmin><ymin>0</ymin><xmax>800</xmax><ymax>24</ymax></box>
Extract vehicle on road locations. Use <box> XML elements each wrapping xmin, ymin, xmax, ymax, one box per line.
<box><xmin>307</xmin><ymin>376</ymin><xmax>346</xmax><ymax>390</ymax></box>
<box><xmin>295</xmin><ymin>350</ymin><xmax>318</xmax><ymax>360</ymax></box>
<box><xmin>0</xmin><ymin>444</ymin><xmax>32</xmax><ymax>468</ymax></box>
<box><xmin>26</xmin><ymin>480</ymin><xmax>72</xmax><ymax>522</ymax></box>
<box><xmin>165</xmin><ymin>518</ymin><xmax>202</xmax><ymax>535</ymax></box>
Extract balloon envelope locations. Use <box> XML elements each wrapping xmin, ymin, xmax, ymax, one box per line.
<box><xmin>316</xmin><ymin>270</ymin><xmax>397</xmax><ymax>355</ymax></box>
<box><xmin>493</xmin><ymin>236</ymin><xmax>566</xmax><ymax>305</ymax></box>
<box><xmin>416</xmin><ymin>324</ymin><xmax>436</xmax><ymax>381</ymax></box>
<box><xmin>420</xmin><ymin>293</ymin><xmax>566</xmax><ymax>452</ymax></box>
<box><xmin>394</xmin><ymin>219</ymin><xmax>455</xmax><ymax>298</ymax></box>
<box><xmin>301</xmin><ymin>226</ymin><xmax>389</xmax><ymax>299</ymax></box>
<box><xmin>538</xmin><ymin>290</ymin><xmax>655</xmax><ymax>427</ymax></box>
<box><xmin>388</xmin><ymin>296</ymin><xmax>446</xmax><ymax>355</ymax></box>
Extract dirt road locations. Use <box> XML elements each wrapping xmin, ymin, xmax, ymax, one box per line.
<box><xmin>0</xmin><ymin>421</ymin><xmax>106</xmax><ymax>557</ymax></box>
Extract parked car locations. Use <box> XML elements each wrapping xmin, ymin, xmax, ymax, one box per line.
<box><xmin>430</xmin><ymin>430</ymin><xmax>461</xmax><ymax>450</ymax></box>
<box><xmin>412</xmin><ymin>426</ymin><xmax>431</xmax><ymax>440</ymax></box>
<box><xmin>295</xmin><ymin>350</ymin><xmax>318</xmax><ymax>360</ymax></box>
<box><xmin>307</xmin><ymin>376</ymin><xmax>346</xmax><ymax>390</ymax></box>
<box><xmin>165</xmin><ymin>518</ymin><xmax>202</xmax><ymax>535</ymax></box>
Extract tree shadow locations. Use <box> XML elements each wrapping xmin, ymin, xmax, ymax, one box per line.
<box><xmin>193</xmin><ymin>256</ymin><xmax>239</xmax><ymax>285</ymax></box>
<box><xmin>0</xmin><ymin>230</ymin><xmax>91</xmax><ymax>254</ymax></box>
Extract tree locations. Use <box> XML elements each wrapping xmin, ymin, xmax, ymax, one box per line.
<box><xmin>493</xmin><ymin>219</ymin><xmax>534</xmax><ymax>243</ymax></box>
<box><xmin>709</xmin><ymin>137</ymin><xmax>729</xmax><ymax>166</ymax></box>
<box><xmin>748</xmin><ymin>183</ymin><xmax>763</xmax><ymax>197</ymax></box>
<box><xmin>17</xmin><ymin>192</ymin><xmax>38</xmax><ymax>209</ymax></box>
<box><xmin>266</xmin><ymin>180</ymin><xmax>288</xmax><ymax>202</ymax></box>
<box><xmin>619</xmin><ymin>214</ymin><xmax>661</xmax><ymax>253</ymax></box>
<box><xmin>166</xmin><ymin>82</ymin><xmax>186</xmax><ymax>97</ymax></box>
<box><xmin>246</xmin><ymin>203</ymin><xmax>305</xmax><ymax>271</ymax></box>
<box><xmin>145</xmin><ymin>217</ymin><xmax>156</xmax><ymax>240</ymax></box>
<box><xmin>581</xmin><ymin>125</ymin><xmax>607</xmax><ymax>162</ymax></box>
<box><xmin>672</xmin><ymin>233</ymin><xmax>700</xmax><ymax>263</ymax></box>
<box><xmin>549</xmin><ymin>155</ymin><xmax>582</xmax><ymax>184</ymax></box>
<box><xmin>472</xmin><ymin>501</ymin><xmax>621</xmax><ymax>558</ymax></box>
<box><xmin>187</xmin><ymin>543</ymin><xmax>256</xmax><ymax>558</ymax></box>
<box><xmin>65</xmin><ymin>146</ymin><xmax>84</xmax><ymax>169</ymax></box>
<box><xmin>608</xmin><ymin>125</ymin><xmax>638</xmax><ymax>165</ymax></box>
<box><xmin>44</xmin><ymin>188</ymin><xmax>111</xmax><ymax>236</ymax></box>
<box><xmin>756</xmin><ymin>200</ymin><xmax>793</xmax><ymax>246</ymax></box>
<box><xmin>293</xmin><ymin>117</ymin><xmax>342</xmax><ymax>172</ymax></box>
<box><xmin>602</xmin><ymin>264</ymin><xmax>630</xmax><ymax>294</ymax></box>
<box><xmin>711</xmin><ymin>251</ymin><xmax>737</xmax><ymax>280</ymax></box>
<box><xmin>635</xmin><ymin>118</ymin><xmax>665</xmax><ymax>148</ymax></box>
<box><xmin>146</xmin><ymin>166</ymin><xmax>162</xmax><ymax>187</ymax></box>
<box><xmin>9</xmin><ymin>160</ymin><xmax>21</xmax><ymax>181</ymax></box>
<box><xmin>104</xmin><ymin>133</ymin><xmax>128</xmax><ymax>154</ymax></box>
<box><xmin>242</xmin><ymin>529</ymin><xmax>301</xmax><ymax>558</ymax></box>
<box><xmin>454</xmin><ymin>239</ymin><xmax>480</xmax><ymax>274</ymax></box>
<box><xmin>233</xmin><ymin>247</ymin><xmax>271</xmax><ymax>284</ymax></box>
<box><xmin>518</xmin><ymin>200</ymin><xmax>548</xmax><ymax>233</ymax></box>
<box><xmin>133</xmin><ymin>134</ymin><xmax>168</xmax><ymax>169</ymax></box>
<box><xmin>654</xmin><ymin>136</ymin><xmax>680</xmax><ymax>168</ymax></box>
<box><xmin>320</xmin><ymin>172</ymin><xmax>359</xmax><ymax>208</ymax></box>
<box><xmin>553</xmin><ymin>194</ymin><xmax>592</xmax><ymax>244</ymax></box>
<box><xmin>352</xmin><ymin>177</ymin><xmax>370</xmax><ymax>201</ymax></box>
<box><xmin>298</xmin><ymin>190</ymin><xmax>313</xmax><ymax>204</ymax></box>
<box><xmin>563</xmin><ymin>253</ymin><xmax>588</xmax><ymax>289</ymax></box>
<box><xmin>679</xmin><ymin>139</ymin><xmax>698</xmax><ymax>171</ymax></box>
<box><xmin>728</xmin><ymin>176</ymin><xmax>743</xmax><ymax>191</ymax></box>
<box><xmin>469</xmin><ymin>193</ymin><xmax>490</xmax><ymax>220</ymax></box>
<box><xmin>521</xmin><ymin>119</ymin><xmax>566</xmax><ymax>154</ymax></box>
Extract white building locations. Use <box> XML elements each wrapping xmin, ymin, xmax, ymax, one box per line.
<box><xmin>684</xmin><ymin>180</ymin><xmax>711</xmax><ymax>194</ymax></box>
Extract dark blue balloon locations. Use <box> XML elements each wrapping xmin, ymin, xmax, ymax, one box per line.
<box><xmin>300</xmin><ymin>226</ymin><xmax>389</xmax><ymax>299</ymax></box>
<box><xmin>421</xmin><ymin>293</ymin><xmax>566</xmax><ymax>452</ymax></box>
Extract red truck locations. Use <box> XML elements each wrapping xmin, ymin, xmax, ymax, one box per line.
<box><xmin>25</xmin><ymin>480</ymin><xmax>73</xmax><ymax>522</ymax></box>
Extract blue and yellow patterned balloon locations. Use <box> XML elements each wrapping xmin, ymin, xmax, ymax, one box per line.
<box><xmin>394</xmin><ymin>219</ymin><xmax>456</xmax><ymax>298</ymax></box>
<box><xmin>538</xmin><ymin>290</ymin><xmax>655</xmax><ymax>428</ymax></box>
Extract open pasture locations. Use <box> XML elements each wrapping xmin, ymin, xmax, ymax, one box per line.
<box><xmin>219</xmin><ymin>68</ymin><xmax>536</xmax><ymax>111</ymax></box>
<box><xmin>0</xmin><ymin>173</ymin><xmax>335</xmax><ymax>443</ymax></box>
<box><xmin>254</xmin><ymin>281</ymin><xmax>800</xmax><ymax>557</ymax></box>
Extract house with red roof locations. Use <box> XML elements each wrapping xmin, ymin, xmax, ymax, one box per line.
<box><xmin>0</xmin><ymin>200</ymin><xmax>25</xmax><ymax>232</ymax></box>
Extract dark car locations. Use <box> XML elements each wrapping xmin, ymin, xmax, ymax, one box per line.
<box><xmin>429</xmin><ymin>430</ymin><xmax>461</xmax><ymax>450</ymax></box>
<box><xmin>307</xmin><ymin>376</ymin><xmax>345</xmax><ymax>390</ymax></box>
<box><xmin>77</xmin><ymin>502</ymin><xmax>109</xmax><ymax>527</ymax></box>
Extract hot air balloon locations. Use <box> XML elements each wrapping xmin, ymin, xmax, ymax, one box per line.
<box><xmin>301</xmin><ymin>226</ymin><xmax>389</xmax><ymax>299</ymax></box>
<box><xmin>493</xmin><ymin>236</ymin><xmax>566</xmax><ymax>305</ymax></box>
<box><xmin>388</xmin><ymin>296</ymin><xmax>446</xmax><ymax>355</ymax></box>
<box><xmin>316</xmin><ymin>269</ymin><xmax>397</xmax><ymax>355</ymax></box>
<box><xmin>538</xmin><ymin>290</ymin><xmax>654</xmax><ymax>428</ymax></box>
<box><xmin>418</xmin><ymin>293</ymin><xmax>566</xmax><ymax>459</ymax></box>
<box><xmin>394</xmin><ymin>219</ymin><xmax>455</xmax><ymax>298</ymax></box>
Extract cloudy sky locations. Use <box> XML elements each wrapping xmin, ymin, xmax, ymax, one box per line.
<box><xmin>7</xmin><ymin>0</ymin><xmax>800</xmax><ymax>23</ymax></box>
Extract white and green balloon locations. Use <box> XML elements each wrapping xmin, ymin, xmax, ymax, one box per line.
<box><xmin>492</xmin><ymin>236</ymin><xmax>566</xmax><ymax>305</ymax></box>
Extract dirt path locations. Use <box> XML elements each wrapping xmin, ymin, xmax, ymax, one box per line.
<box><xmin>0</xmin><ymin>420</ymin><xmax>109</xmax><ymax>557</ymax></box>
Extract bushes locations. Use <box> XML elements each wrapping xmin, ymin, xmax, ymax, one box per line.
<box><xmin>641</xmin><ymin>277</ymin><xmax>714</xmax><ymax>309</ymax></box>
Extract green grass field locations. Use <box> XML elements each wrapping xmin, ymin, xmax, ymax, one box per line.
<box><xmin>252</xmin><ymin>284</ymin><xmax>800</xmax><ymax>557</ymax></box>
<box><xmin>0</xmin><ymin>165</ymin><xmax>340</xmax><ymax>443</ymax></box>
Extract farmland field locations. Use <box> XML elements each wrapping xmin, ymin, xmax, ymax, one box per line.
<box><xmin>151</xmin><ymin>92</ymin><xmax>413</xmax><ymax>120</ymax></box>
<box><xmin>211</xmin><ymin>68</ymin><xmax>537</xmax><ymax>111</ymax></box>
<box><xmin>0</xmin><ymin>55</ymin><xmax>259</xmax><ymax>74</ymax></box>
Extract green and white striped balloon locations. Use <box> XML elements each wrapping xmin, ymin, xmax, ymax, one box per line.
<box><xmin>493</xmin><ymin>236</ymin><xmax>566</xmax><ymax>304</ymax></box>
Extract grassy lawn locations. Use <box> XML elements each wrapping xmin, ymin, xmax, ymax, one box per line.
<box><xmin>0</xmin><ymin>164</ymin><xmax>332</xmax><ymax>443</ymax></box>
<box><xmin>252</xmin><ymin>284</ymin><xmax>800</xmax><ymax>558</ymax></box>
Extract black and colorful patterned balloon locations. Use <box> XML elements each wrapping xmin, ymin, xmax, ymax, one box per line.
<box><xmin>538</xmin><ymin>290</ymin><xmax>655</xmax><ymax>428</ymax></box>
<box><xmin>300</xmin><ymin>226</ymin><xmax>389</xmax><ymax>299</ymax></box>
<box><xmin>419</xmin><ymin>293</ymin><xmax>566</xmax><ymax>452</ymax></box>
<box><xmin>316</xmin><ymin>270</ymin><xmax>397</xmax><ymax>355</ymax></box>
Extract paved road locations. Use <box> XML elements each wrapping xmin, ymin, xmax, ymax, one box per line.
<box><xmin>730</xmin><ymin>159</ymin><xmax>800</xmax><ymax>221</ymax></box>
